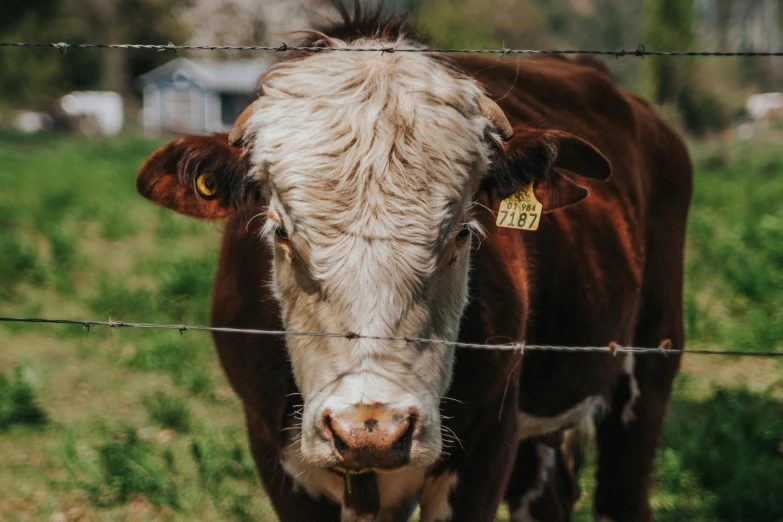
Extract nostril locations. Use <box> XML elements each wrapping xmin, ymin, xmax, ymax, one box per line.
<box><xmin>321</xmin><ymin>412</ymin><xmax>335</xmax><ymax>440</ymax></box>
<box><xmin>392</xmin><ymin>415</ymin><xmax>416</xmax><ymax>453</ymax></box>
<box><xmin>333</xmin><ymin>430</ymin><xmax>349</xmax><ymax>454</ymax></box>
<box><xmin>323</xmin><ymin>413</ymin><xmax>349</xmax><ymax>456</ymax></box>
<box><xmin>408</xmin><ymin>408</ymin><xmax>422</xmax><ymax>438</ymax></box>
<box><xmin>364</xmin><ymin>419</ymin><xmax>378</xmax><ymax>432</ymax></box>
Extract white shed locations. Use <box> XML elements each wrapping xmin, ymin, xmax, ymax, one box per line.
<box><xmin>136</xmin><ymin>58</ymin><xmax>270</xmax><ymax>135</ymax></box>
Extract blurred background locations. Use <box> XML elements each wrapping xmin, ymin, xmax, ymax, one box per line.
<box><xmin>0</xmin><ymin>0</ymin><xmax>782</xmax><ymax>521</ymax></box>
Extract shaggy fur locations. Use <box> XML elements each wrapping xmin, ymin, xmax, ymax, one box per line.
<box><xmin>244</xmin><ymin>33</ymin><xmax>496</xmax><ymax>470</ymax></box>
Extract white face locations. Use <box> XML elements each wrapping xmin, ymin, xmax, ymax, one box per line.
<box><xmin>242</xmin><ymin>38</ymin><xmax>495</xmax><ymax>471</ymax></box>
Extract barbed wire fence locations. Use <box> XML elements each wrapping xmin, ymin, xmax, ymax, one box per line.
<box><xmin>1</xmin><ymin>40</ymin><xmax>782</xmax><ymax>359</ymax></box>
<box><xmin>3</xmin><ymin>41</ymin><xmax>783</xmax><ymax>57</ymax></box>
<box><xmin>1</xmin><ymin>317</ymin><xmax>782</xmax><ymax>358</ymax></box>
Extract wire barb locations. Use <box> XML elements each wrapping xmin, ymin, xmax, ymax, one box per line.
<box><xmin>0</xmin><ymin>316</ymin><xmax>781</xmax><ymax>357</ymax></box>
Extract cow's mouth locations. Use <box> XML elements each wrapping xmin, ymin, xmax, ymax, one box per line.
<box><xmin>329</xmin><ymin>467</ymin><xmax>374</xmax><ymax>476</ymax></box>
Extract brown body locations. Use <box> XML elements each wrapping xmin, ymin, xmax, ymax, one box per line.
<box><xmin>199</xmin><ymin>54</ymin><xmax>691</xmax><ymax>522</ymax></box>
<box><xmin>472</xmin><ymin>56</ymin><xmax>691</xmax><ymax>521</ymax></box>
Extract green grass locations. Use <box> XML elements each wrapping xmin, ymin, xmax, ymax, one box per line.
<box><xmin>0</xmin><ymin>366</ymin><xmax>48</xmax><ymax>431</ymax></box>
<box><xmin>143</xmin><ymin>390</ymin><xmax>193</xmax><ymax>433</ymax></box>
<box><xmin>662</xmin><ymin>385</ymin><xmax>783</xmax><ymax>521</ymax></box>
<box><xmin>59</xmin><ymin>425</ymin><xmax>181</xmax><ymax>508</ymax></box>
<box><xmin>572</xmin><ymin>375</ymin><xmax>783</xmax><ymax>522</ymax></box>
<box><xmin>0</xmin><ymin>131</ymin><xmax>782</xmax><ymax>520</ymax></box>
<box><xmin>124</xmin><ymin>338</ymin><xmax>215</xmax><ymax>397</ymax></box>
<box><xmin>0</xmin><ymin>132</ymin><xmax>270</xmax><ymax>520</ymax></box>
<box><xmin>685</xmin><ymin>141</ymin><xmax>783</xmax><ymax>351</ymax></box>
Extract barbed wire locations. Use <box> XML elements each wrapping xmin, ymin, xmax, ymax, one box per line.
<box><xmin>1</xmin><ymin>41</ymin><xmax>781</xmax><ymax>357</ymax></box>
<box><xmin>1</xmin><ymin>316</ymin><xmax>782</xmax><ymax>357</ymax></box>
<box><xmin>2</xmin><ymin>41</ymin><xmax>783</xmax><ymax>58</ymax></box>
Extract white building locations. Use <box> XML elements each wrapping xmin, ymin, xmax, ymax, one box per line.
<box><xmin>136</xmin><ymin>58</ymin><xmax>270</xmax><ymax>135</ymax></box>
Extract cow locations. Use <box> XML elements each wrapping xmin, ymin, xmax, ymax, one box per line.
<box><xmin>136</xmin><ymin>5</ymin><xmax>691</xmax><ymax>522</ymax></box>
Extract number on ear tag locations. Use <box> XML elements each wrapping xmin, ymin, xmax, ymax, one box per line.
<box><xmin>496</xmin><ymin>182</ymin><xmax>542</xmax><ymax>231</ymax></box>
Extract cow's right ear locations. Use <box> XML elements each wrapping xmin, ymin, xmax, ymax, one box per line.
<box><xmin>137</xmin><ymin>133</ymin><xmax>257</xmax><ymax>220</ymax></box>
<box><xmin>480</xmin><ymin>125</ymin><xmax>611</xmax><ymax>213</ymax></box>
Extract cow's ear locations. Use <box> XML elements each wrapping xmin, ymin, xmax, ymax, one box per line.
<box><xmin>137</xmin><ymin>133</ymin><xmax>258</xmax><ymax>220</ymax></box>
<box><xmin>481</xmin><ymin>126</ymin><xmax>611</xmax><ymax>213</ymax></box>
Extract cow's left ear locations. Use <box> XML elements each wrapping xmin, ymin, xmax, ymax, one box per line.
<box><xmin>480</xmin><ymin>125</ymin><xmax>611</xmax><ymax>213</ymax></box>
<box><xmin>137</xmin><ymin>133</ymin><xmax>258</xmax><ymax>220</ymax></box>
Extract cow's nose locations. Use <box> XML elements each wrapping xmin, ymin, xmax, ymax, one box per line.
<box><xmin>322</xmin><ymin>405</ymin><xmax>417</xmax><ymax>470</ymax></box>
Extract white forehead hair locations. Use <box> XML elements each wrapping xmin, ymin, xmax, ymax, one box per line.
<box><xmin>249</xmin><ymin>37</ymin><xmax>492</xmax><ymax>215</ymax></box>
<box><xmin>246</xmin><ymin>36</ymin><xmax>492</xmax><ymax>307</ymax></box>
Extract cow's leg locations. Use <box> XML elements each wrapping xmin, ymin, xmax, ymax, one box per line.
<box><xmin>505</xmin><ymin>440</ymin><xmax>547</xmax><ymax>522</ymax></box>
<box><xmin>593</xmin><ymin>120</ymin><xmax>691</xmax><ymax>522</ymax></box>
<box><xmin>419</xmin><ymin>390</ymin><xmax>519</xmax><ymax>522</ymax></box>
<box><xmin>505</xmin><ymin>424</ymin><xmax>592</xmax><ymax>522</ymax></box>
<box><xmin>594</xmin><ymin>350</ymin><xmax>680</xmax><ymax>522</ymax></box>
<box><xmin>594</xmin><ymin>215</ymin><xmax>686</xmax><ymax>521</ymax></box>
<box><xmin>504</xmin><ymin>438</ymin><xmax>577</xmax><ymax>522</ymax></box>
<box><xmin>245</xmin><ymin>414</ymin><xmax>342</xmax><ymax>522</ymax></box>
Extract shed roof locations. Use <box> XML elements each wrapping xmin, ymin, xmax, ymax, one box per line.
<box><xmin>136</xmin><ymin>58</ymin><xmax>271</xmax><ymax>93</ymax></box>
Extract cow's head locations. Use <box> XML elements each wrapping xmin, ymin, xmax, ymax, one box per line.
<box><xmin>138</xmin><ymin>38</ymin><xmax>609</xmax><ymax>474</ymax></box>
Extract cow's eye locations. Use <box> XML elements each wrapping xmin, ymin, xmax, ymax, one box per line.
<box><xmin>455</xmin><ymin>224</ymin><xmax>472</xmax><ymax>242</ymax></box>
<box><xmin>196</xmin><ymin>172</ymin><xmax>218</xmax><ymax>198</ymax></box>
<box><xmin>274</xmin><ymin>224</ymin><xmax>289</xmax><ymax>241</ymax></box>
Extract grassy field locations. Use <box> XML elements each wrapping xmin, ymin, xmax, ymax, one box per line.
<box><xmin>0</xmin><ymin>132</ymin><xmax>781</xmax><ymax>521</ymax></box>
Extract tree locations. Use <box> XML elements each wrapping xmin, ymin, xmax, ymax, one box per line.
<box><xmin>0</xmin><ymin>0</ymin><xmax>69</xmax><ymax>109</ymax></box>
<box><xmin>643</xmin><ymin>0</ymin><xmax>696</xmax><ymax>104</ymax></box>
<box><xmin>70</xmin><ymin>0</ymin><xmax>194</xmax><ymax>99</ymax></box>
<box><xmin>0</xmin><ymin>0</ymin><xmax>195</xmax><ymax>111</ymax></box>
<box><xmin>0</xmin><ymin>0</ymin><xmax>59</xmax><ymax>32</ymax></box>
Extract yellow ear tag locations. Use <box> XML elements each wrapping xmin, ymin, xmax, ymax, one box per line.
<box><xmin>496</xmin><ymin>182</ymin><xmax>542</xmax><ymax>231</ymax></box>
<box><xmin>196</xmin><ymin>172</ymin><xmax>218</xmax><ymax>198</ymax></box>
